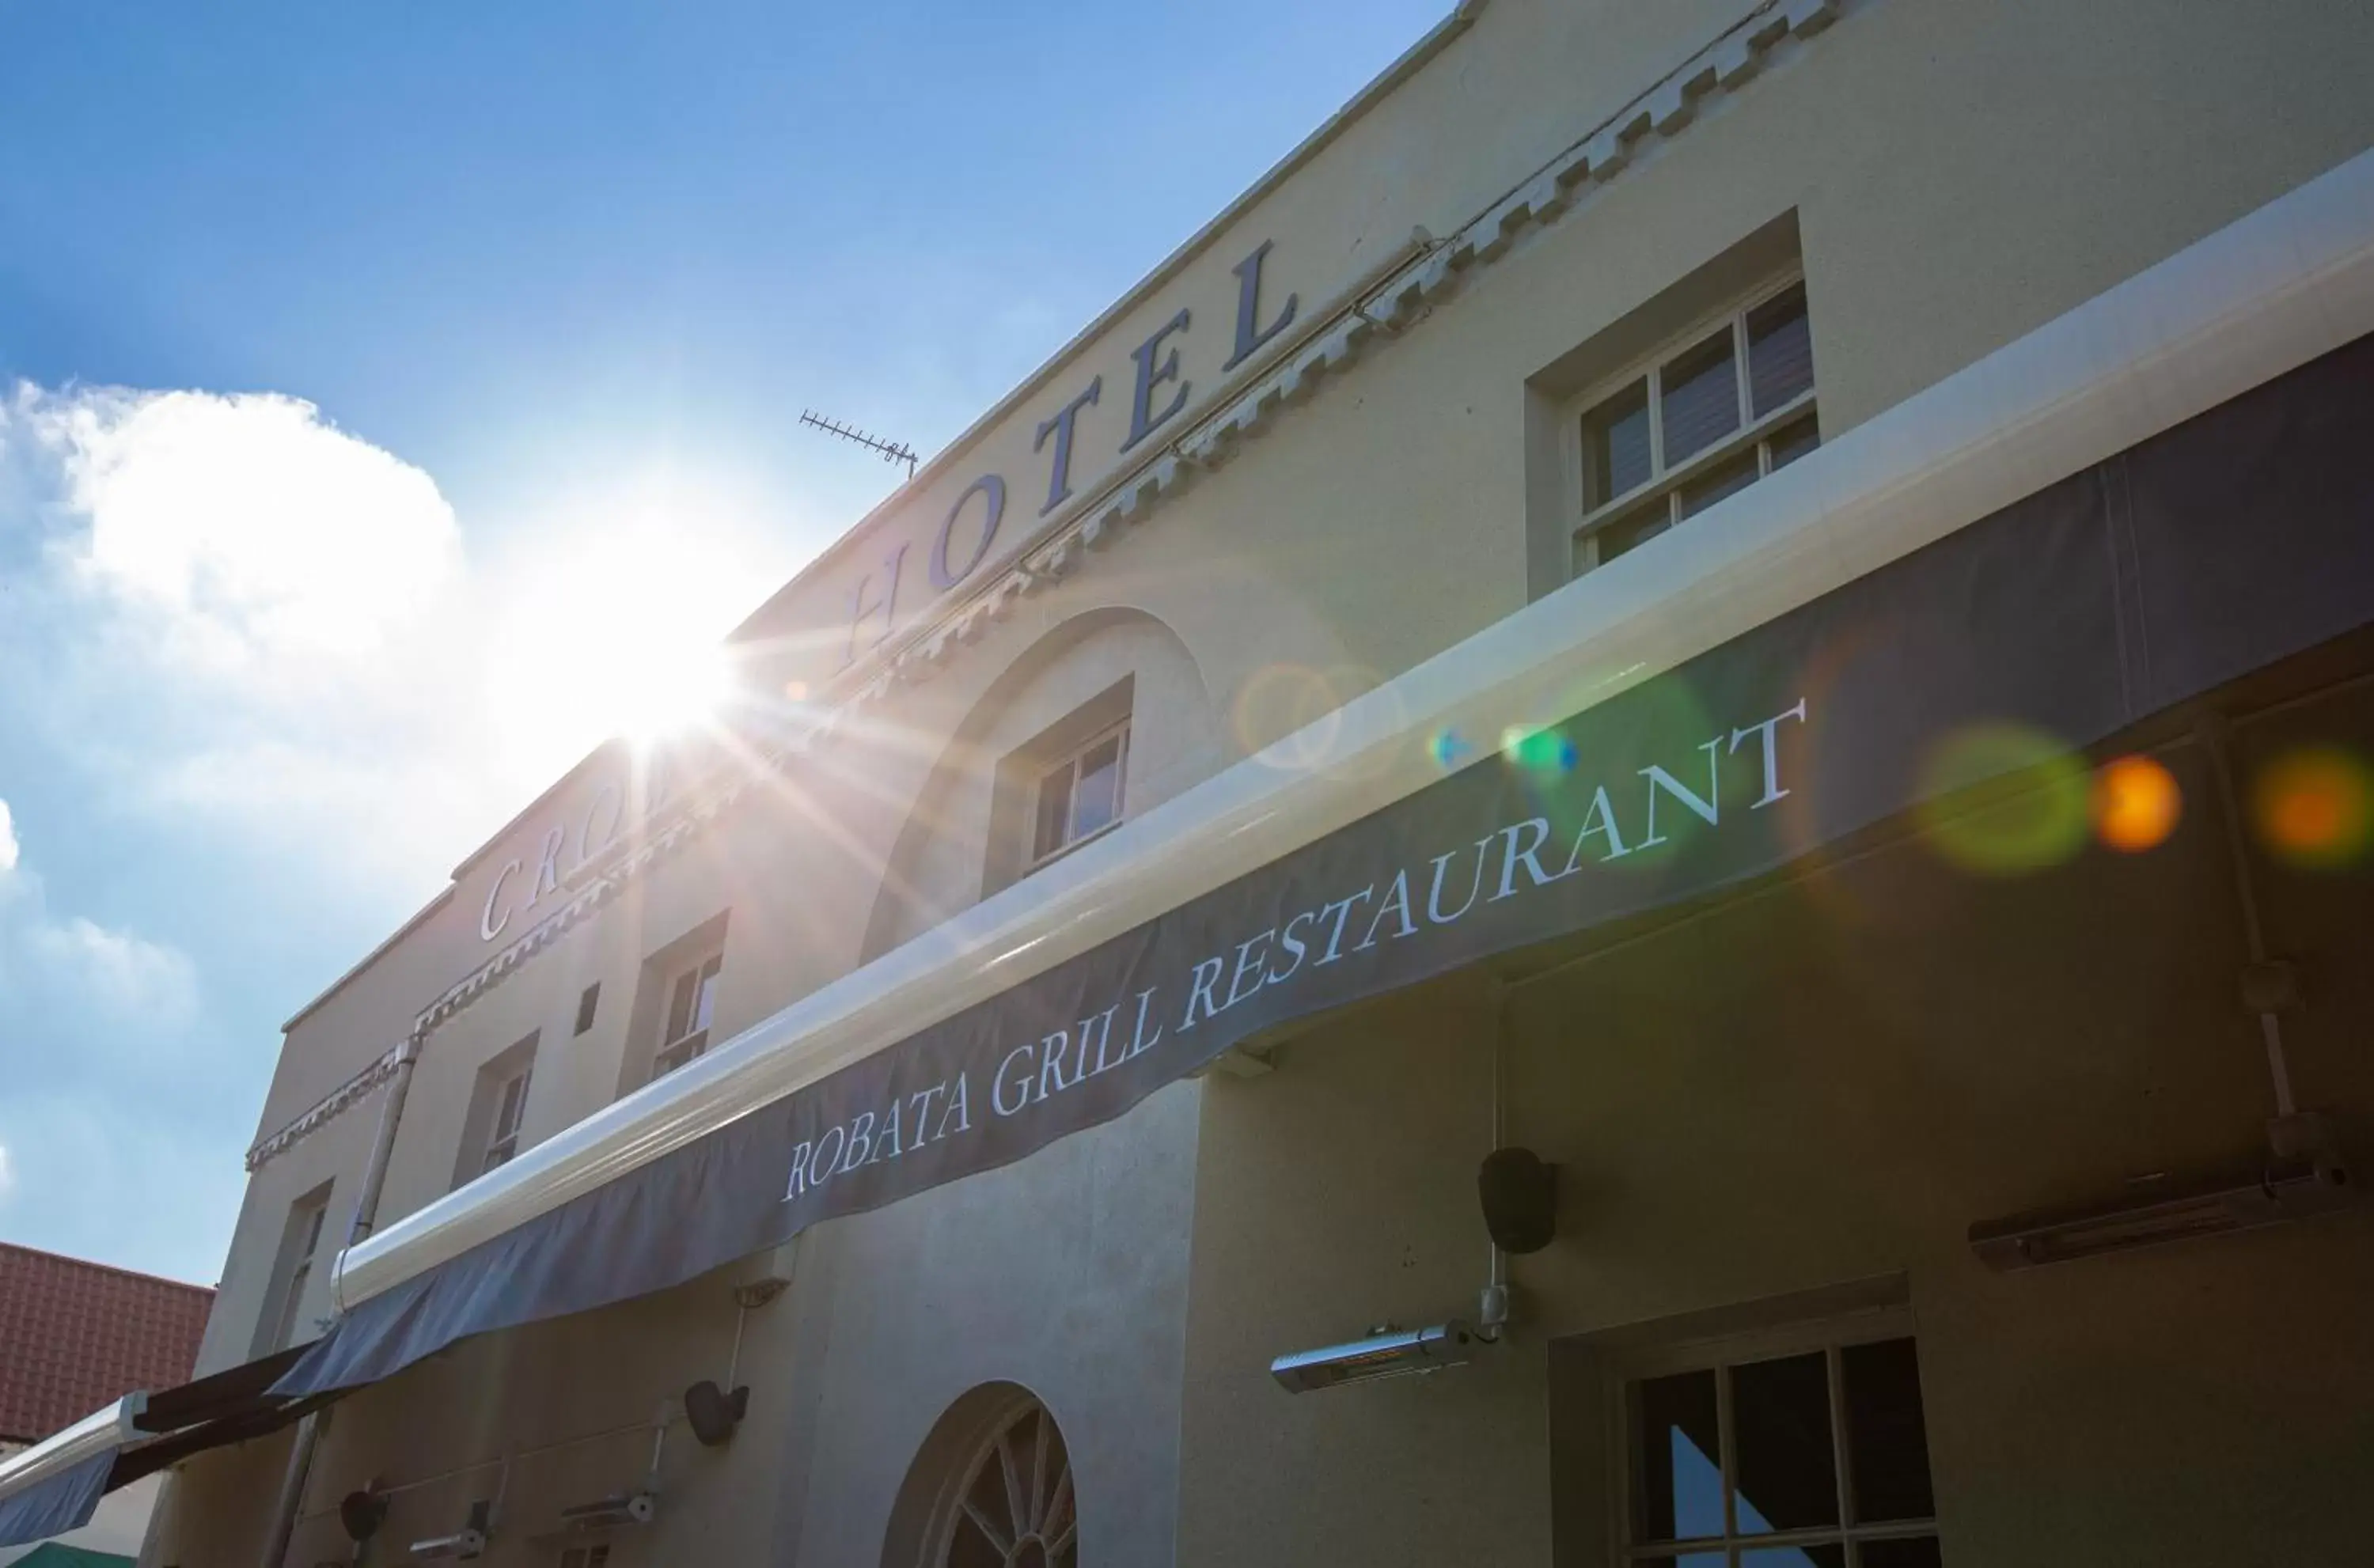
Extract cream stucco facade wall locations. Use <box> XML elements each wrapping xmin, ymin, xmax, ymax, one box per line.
<box><xmin>159</xmin><ymin>0</ymin><xmax>2374</xmax><ymax>1564</ymax></box>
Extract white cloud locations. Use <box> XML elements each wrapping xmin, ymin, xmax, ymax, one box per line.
<box><xmin>2</xmin><ymin>382</ymin><xmax>795</xmax><ymax>915</ymax></box>
<box><xmin>0</xmin><ymin>376</ymin><xmax>802</xmax><ymax>1279</ymax></box>
<box><xmin>26</xmin><ymin>914</ymin><xmax>199</xmax><ymax>1028</ymax></box>
<box><xmin>0</xmin><ymin>1142</ymin><xmax>13</xmax><ymax>1203</ymax></box>
<box><xmin>17</xmin><ymin>386</ymin><xmax>463</xmax><ymax>668</ymax></box>
<box><xmin>1</xmin><ymin>383</ymin><xmax>508</xmax><ymax>913</ymax></box>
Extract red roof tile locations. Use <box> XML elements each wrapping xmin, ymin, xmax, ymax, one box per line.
<box><xmin>0</xmin><ymin>1243</ymin><xmax>213</xmax><ymax>1445</ymax></box>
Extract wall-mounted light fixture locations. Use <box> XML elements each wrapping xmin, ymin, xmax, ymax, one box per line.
<box><xmin>1269</xmin><ymin>1320</ymin><xmax>1482</xmax><ymax>1393</ymax></box>
<box><xmin>1970</xmin><ymin>1142</ymin><xmax>2353</xmax><ymax>1270</ymax></box>
<box><xmin>556</xmin><ymin>1491</ymin><xmax>656</xmax><ymax>1532</ymax></box>
<box><xmin>408</xmin><ymin>1499</ymin><xmax>491</xmax><ymax>1560</ymax></box>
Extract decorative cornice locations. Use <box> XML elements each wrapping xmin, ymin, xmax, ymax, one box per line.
<box><xmin>243</xmin><ymin>0</ymin><xmax>1849</xmax><ymax>1173</ymax></box>
<box><xmin>244</xmin><ymin>1040</ymin><xmax>414</xmax><ymax>1172</ymax></box>
<box><xmin>825</xmin><ymin>0</ymin><xmax>1843</xmax><ymax>714</ymax></box>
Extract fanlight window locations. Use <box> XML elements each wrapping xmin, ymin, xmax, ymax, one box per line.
<box><xmin>943</xmin><ymin>1401</ymin><xmax>1076</xmax><ymax>1568</ymax></box>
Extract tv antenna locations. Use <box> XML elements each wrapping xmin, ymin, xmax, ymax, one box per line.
<box><xmin>799</xmin><ymin>409</ymin><xmax>920</xmax><ymax>479</ymax></box>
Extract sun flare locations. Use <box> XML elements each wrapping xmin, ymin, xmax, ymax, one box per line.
<box><xmin>611</xmin><ymin>636</ymin><xmax>736</xmax><ymax>742</ymax></box>
<box><xmin>480</xmin><ymin>480</ymin><xmax>772</xmax><ymax>786</ymax></box>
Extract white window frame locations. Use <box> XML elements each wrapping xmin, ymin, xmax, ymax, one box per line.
<box><xmin>480</xmin><ymin>1062</ymin><xmax>533</xmax><ymax>1173</ymax></box>
<box><xmin>654</xmin><ymin>952</ymin><xmax>723</xmax><ymax>1078</ymax></box>
<box><xmin>1566</xmin><ymin>273</ymin><xmax>1818</xmax><ymax>578</ymax></box>
<box><xmin>1026</xmin><ymin>718</ymin><xmax>1132</xmax><ymax>871</ymax></box>
<box><xmin>1607</xmin><ymin>1308</ymin><xmax>1940</xmax><ymax>1568</ymax></box>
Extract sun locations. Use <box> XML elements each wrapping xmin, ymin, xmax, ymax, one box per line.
<box><xmin>480</xmin><ymin>479</ymin><xmax>771</xmax><ymax>786</ymax></box>
<box><xmin>611</xmin><ymin>635</ymin><xmax>737</xmax><ymax>742</ymax></box>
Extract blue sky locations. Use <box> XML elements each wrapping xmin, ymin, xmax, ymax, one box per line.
<box><xmin>0</xmin><ymin>0</ymin><xmax>1447</xmax><ymax>1283</ymax></box>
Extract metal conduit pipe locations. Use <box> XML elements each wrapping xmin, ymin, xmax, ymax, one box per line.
<box><xmin>256</xmin><ymin>1038</ymin><xmax>422</xmax><ymax>1568</ymax></box>
<box><xmin>2196</xmin><ymin>716</ymin><xmax>2301</xmax><ymax>1118</ymax></box>
<box><xmin>1479</xmin><ymin>981</ymin><xmax>1511</xmax><ymax>1340</ymax></box>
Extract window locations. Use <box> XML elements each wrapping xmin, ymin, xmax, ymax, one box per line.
<box><xmin>575</xmin><ymin>983</ymin><xmax>601</xmax><ymax>1036</ymax></box>
<box><xmin>1622</xmin><ymin>1330</ymin><xmax>1939</xmax><ymax>1568</ymax></box>
<box><xmin>1030</xmin><ymin>719</ymin><xmax>1129</xmax><ymax>867</ymax></box>
<box><xmin>654</xmin><ymin>953</ymin><xmax>722</xmax><ymax>1077</ymax></box>
<box><xmin>937</xmin><ymin>1398</ymin><xmax>1075</xmax><ymax>1567</ymax></box>
<box><xmin>980</xmin><ymin>676</ymin><xmax>1137</xmax><ymax>902</ymax></box>
<box><xmin>453</xmin><ymin>1032</ymin><xmax>541</xmax><ymax>1191</ymax></box>
<box><xmin>480</xmin><ymin>1062</ymin><xmax>532</xmax><ymax>1172</ymax></box>
<box><xmin>254</xmin><ymin>1184</ymin><xmax>332</xmax><ymax>1357</ymax></box>
<box><xmin>558</xmin><ymin>1547</ymin><xmax>610</xmax><ymax>1568</ymax></box>
<box><xmin>271</xmin><ymin>1202</ymin><xmax>327</xmax><ymax>1350</ymax></box>
<box><xmin>1572</xmin><ymin>278</ymin><xmax>1817</xmax><ymax>576</ymax></box>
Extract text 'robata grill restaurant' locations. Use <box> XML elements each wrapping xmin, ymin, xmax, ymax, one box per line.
<box><xmin>6</xmin><ymin>2</ymin><xmax>2374</xmax><ymax>1564</ymax></box>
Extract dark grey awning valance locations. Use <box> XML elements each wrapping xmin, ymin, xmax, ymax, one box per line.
<box><xmin>0</xmin><ymin>1450</ymin><xmax>116</xmax><ymax>1553</ymax></box>
<box><xmin>271</xmin><ymin>324</ymin><xmax>2374</xmax><ymax>1404</ymax></box>
<box><xmin>0</xmin><ymin>1345</ymin><xmax>321</xmax><ymax>1549</ymax></box>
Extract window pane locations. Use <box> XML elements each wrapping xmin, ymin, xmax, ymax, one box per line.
<box><xmin>1767</xmin><ymin>414</ymin><xmax>1820</xmax><ymax>473</ymax></box>
<box><xmin>666</xmin><ymin>970</ymin><xmax>696</xmax><ymax>1043</ymax></box>
<box><xmin>1843</xmin><ymin>1338</ymin><xmax>1936</xmax><ymax>1523</ymax></box>
<box><xmin>1731</xmin><ymin>1352</ymin><xmax>1839</xmax><ymax>1534</ymax></box>
<box><xmin>1677</xmin><ymin>450</ymin><xmax>1760</xmax><ymax>520</ymax></box>
<box><xmin>1034</xmin><ymin>761</ymin><xmax>1075</xmax><ymax>860</ymax></box>
<box><xmin>1747</xmin><ymin>283</ymin><xmax>1815</xmax><ymax>417</ymax></box>
<box><xmin>495</xmin><ymin>1074</ymin><xmax>527</xmax><ymax>1138</ymax></box>
<box><xmin>692</xmin><ymin>960</ymin><xmax>721</xmax><ymax>1035</ymax></box>
<box><xmin>1593</xmin><ymin>499</ymin><xmax>1674</xmax><ymax>567</ymax></box>
<box><xmin>277</xmin><ymin>1261</ymin><xmax>311</xmax><ymax>1348</ymax></box>
<box><xmin>1582</xmin><ymin>379</ymin><xmax>1652</xmax><ymax>509</ymax></box>
<box><xmin>1659</xmin><ymin>330</ymin><xmax>1741</xmax><ymax>466</ymax></box>
<box><xmin>1631</xmin><ymin>1369</ymin><xmax>1723</xmax><ymax>1543</ymax></box>
<box><xmin>1858</xmin><ymin>1537</ymin><xmax>1942</xmax><ymax>1568</ymax></box>
<box><xmin>1741</xmin><ymin>1547</ymin><xmax>1844</xmax><ymax>1568</ymax></box>
<box><xmin>1071</xmin><ymin>734</ymin><xmax>1124</xmax><ymax>840</ymax></box>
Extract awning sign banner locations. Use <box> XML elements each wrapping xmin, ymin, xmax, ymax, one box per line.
<box><xmin>276</xmin><ymin>332</ymin><xmax>2374</xmax><ymax>1400</ymax></box>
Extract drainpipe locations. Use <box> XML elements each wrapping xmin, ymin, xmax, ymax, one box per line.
<box><xmin>2198</xmin><ymin>714</ymin><xmax>2342</xmax><ymax>1176</ymax></box>
<box><xmin>347</xmin><ymin>1036</ymin><xmax>426</xmax><ymax>1252</ymax></box>
<box><xmin>1478</xmin><ymin>982</ymin><xmax>1511</xmax><ymax>1341</ymax></box>
<box><xmin>256</xmin><ymin>1035</ymin><xmax>422</xmax><ymax>1568</ymax></box>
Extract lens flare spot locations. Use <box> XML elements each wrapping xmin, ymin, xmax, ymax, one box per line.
<box><xmin>1428</xmin><ymin>729</ymin><xmax>1472</xmax><ymax>770</ymax></box>
<box><xmin>1500</xmin><ymin>725</ymin><xmax>1578</xmax><ymax>777</ymax></box>
<box><xmin>1916</xmin><ymin>723</ymin><xmax>2089</xmax><ymax>875</ymax></box>
<box><xmin>2091</xmin><ymin>754</ymin><xmax>2182</xmax><ymax>852</ymax></box>
<box><xmin>1234</xmin><ymin>663</ymin><xmax>1345</xmax><ymax>771</ymax></box>
<box><xmin>2253</xmin><ymin>747</ymin><xmax>2373</xmax><ymax>869</ymax></box>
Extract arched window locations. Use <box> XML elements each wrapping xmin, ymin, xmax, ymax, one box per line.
<box><xmin>941</xmin><ymin>1398</ymin><xmax>1076</xmax><ymax>1568</ymax></box>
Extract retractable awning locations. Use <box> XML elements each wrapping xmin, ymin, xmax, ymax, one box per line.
<box><xmin>0</xmin><ymin>1346</ymin><xmax>321</xmax><ymax>1549</ymax></box>
<box><xmin>255</xmin><ymin>143</ymin><xmax>2374</xmax><ymax>1405</ymax></box>
<box><xmin>0</xmin><ymin>1400</ymin><xmax>143</xmax><ymax>1549</ymax></box>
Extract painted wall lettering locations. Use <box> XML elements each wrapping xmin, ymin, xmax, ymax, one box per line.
<box><xmin>800</xmin><ymin>241</ymin><xmax>1299</xmax><ymax>668</ymax></box>
<box><xmin>1122</xmin><ymin>308</ymin><xmax>1193</xmax><ymax>452</ymax></box>
<box><xmin>476</xmin><ymin>764</ymin><xmax>646</xmax><ymax>944</ymax></box>
<box><xmin>844</xmin><ymin>543</ymin><xmax>908</xmax><ymax>668</ymax></box>
<box><xmin>929</xmin><ymin>475</ymin><xmax>1007</xmax><ymax>592</ymax></box>
<box><xmin>1034</xmin><ymin>377</ymin><xmax>1103</xmax><ymax>516</ymax></box>
<box><xmin>1225</xmin><ymin>239</ymin><xmax>1299</xmax><ymax>371</ymax></box>
<box><xmin>480</xmin><ymin>860</ymin><xmax>521</xmax><ymax>941</ymax></box>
